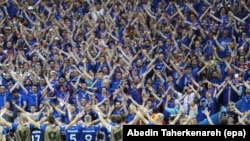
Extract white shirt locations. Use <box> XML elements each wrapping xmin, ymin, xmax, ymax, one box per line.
<box><xmin>182</xmin><ymin>93</ymin><xmax>195</xmax><ymax>114</ymax></box>
<box><xmin>27</xmin><ymin>112</ymin><xmax>40</xmax><ymax>121</ymax></box>
<box><xmin>91</xmin><ymin>9</ymin><xmax>104</xmax><ymax>22</ymax></box>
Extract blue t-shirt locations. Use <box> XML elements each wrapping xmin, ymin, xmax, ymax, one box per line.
<box><xmin>32</xmin><ymin>130</ymin><xmax>43</xmax><ymax>141</ymax></box>
<box><xmin>65</xmin><ymin>124</ymin><xmax>84</xmax><ymax>141</ymax></box>
<box><xmin>82</xmin><ymin>125</ymin><xmax>100</xmax><ymax>141</ymax></box>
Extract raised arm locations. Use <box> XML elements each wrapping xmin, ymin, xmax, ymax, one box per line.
<box><xmin>0</xmin><ymin>109</ymin><xmax>12</xmax><ymax>128</ymax></box>
<box><xmin>65</xmin><ymin>111</ymin><xmax>85</xmax><ymax>130</ymax></box>
<box><xmin>25</xmin><ymin>113</ymin><xmax>41</xmax><ymax>129</ymax></box>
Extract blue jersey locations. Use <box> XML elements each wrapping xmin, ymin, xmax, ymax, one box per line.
<box><xmin>82</xmin><ymin>125</ymin><xmax>100</xmax><ymax>141</ymax></box>
<box><xmin>65</xmin><ymin>124</ymin><xmax>83</xmax><ymax>141</ymax></box>
<box><xmin>32</xmin><ymin>130</ymin><xmax>43</xmax><ymax>141</ymax></box>
<box><xmin>100</xmin><ymin>126</ymin><xmax>111</xmax><ymax>141</ymax></box>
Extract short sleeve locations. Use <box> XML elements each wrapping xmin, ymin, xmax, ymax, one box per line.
<box><xmin>30</xmin><ymin>124</ymin><xmax>34</xmax><ymax>130</ymax></box>
<box><xmin>60</xmin><ymin>125</ymin><xmax>65</xmax><ymax>132</ymax></box>
<box><xmin>77</xmin><ymin>124</ymin><xmax>83</xmax><ymax>130</ymax></box>
<box><xmin>40</xmin><ymin>124</ymin><xmax>47</xmax><ymax>132</ymax></box>
<box><xmin>81</xmin><ymin>124</ymin><xmax>86</xmax><ymax>130</ymax></box>
<box><xmin>11</xmin><ymin>123</ymin><xmax>18</xmax><ymax>130</ymax></box>
<box><xmin>106</xmin><ymin>124</ymin><xmax>112</xmax><ymax>133</ymax></box>
<box><xmin>94</xmin><ymin>124</ymin><xmax>100</xmax><ymax>130</ymax></box>
<box><xmin>22</xmin><ymin>96</ymin><xmax>27</xmax><ymax>102</ymax></box>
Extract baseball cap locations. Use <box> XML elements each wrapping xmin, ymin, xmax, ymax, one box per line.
<box><xmin>28</xmin><ymin>6</ymin><xmax>34</xmax><ymax>10</ymax></box>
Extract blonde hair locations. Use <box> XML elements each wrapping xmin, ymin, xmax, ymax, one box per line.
<box><xmin>156</xmin><ymin>113</ymin><xmax>164</xmax><ymax>122</ymax></box>
<box><xmin>20</xmin><ymin>113</ymin><xmax>28</xmax><ymax>122</ymax></box>
<box><xmin>84</xmin><ymin>115</ymin><xmax>92</xmax><ymax>123</ymax></box>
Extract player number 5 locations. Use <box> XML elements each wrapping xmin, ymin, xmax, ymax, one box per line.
<box><xmin>70</xmin><ymin>134</ymin><xmax>77</xmax><ymax>141</ymax></box>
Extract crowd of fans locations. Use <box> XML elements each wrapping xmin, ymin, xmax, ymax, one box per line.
<box><xmin>0</xmin><ymin>0</ymin><xmax>249</xmax><ymax>140</ymax></box>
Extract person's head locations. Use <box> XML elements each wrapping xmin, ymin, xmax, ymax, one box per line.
<box><xmin>31</xmin><ymin>84</ymin><xmax>38</xmax><ymax>93</ymax></box>
<box><xmin>30</xmin><ymin>105</ymin><xmax>37</xmax><ymax>113</ymax></box>
<box><xmin>120</xmin><ymin>18</ymin><xmax>126</xmax><ymax>26</ymax></box>
<box><xmin>133</xmin><ymin>75</ymin><xmax>141</xmax><ymax>84</ymax></box>
<box><xmin>136</xmin><ymin>59</ymin><xmax>143</xmax><ymax>67</ymax></box>
<box><xmin>220</xmin><ymin>116</ymin><xmax>229</xmax><ymax>125</ymax></box>
<box><xmin>84</xmin><ymin>115</ymin><xmax>92</xmax><ymax>123</ymax></box>
<box><xmin>179</xmin><ymin>115</ymin><xmax>188</xmax><ymax>125</ymax></box>
<box><xmin>4</xmin><ymin>101</ymin><xmax>10</xmax><ymax>109</ymax></box>
<box><xmin>102</xmin><ymin>79</ymin><xmax>110</xmax><ymax>88</ymax></box>
<box><xmin>0</xmin><ymin>45</ymin><xmax>3</xmax><ymax>53</ymax></box>
<box><xmin>190</xmin><ymin>118</ymin><xmax>198</xmax><ymax>125</ymax></box>
<box><xmin>131</xmin><ymin>82</ymin><xmax>137</xmax><ymax>89</ymax></box>
<box><xmin>25</xmin><ymin>79</ymin><xmax>32</xmax><ymax>86</ymax></box>
<box><xmin>99</xmin><ymin>56</ymin><xmax>106</xmax><ymax>64</ymax></box>
<box><xmin>20</xmin><ymin>113</ymin><xmax>28</xmax><ymax>124</ymax></box>
<box><xmin>158</xmin><ymin>40</ymin><xmax>163</xmax><ymax>47</ymax></box>
<box><xmin>42</xmin><ymin>90</ymin><xmax>49</xmax><ymax>98</ymax></box>
<box><xmin>115</xmin><ymin>72</ymin><xmax>122</xmax><ymax>80</ymax></box>
<box><xmin>146</xmin><ymin>79</ymin><xmax>152</xmax><ymax>86</ymax></box>
<box><xmin>50</xmin><ymin>71</ymin><xmax>57</xmax><ymax>80</ymax></box>
<box><xmin>85</xmin><ymin>103</ymin><xmax>91</xmax><ymax>111</ymax></box>
<box><xmin>115</xmin><ymin>114</ymin><xmax>126</xmax><ymax>125</ymax></box>
<box><xmin>0</xmin><ymin>85</ymin><xmax>6</xmax><ymax>93</ymax></box>
<box><xmin>102</xmin><ymin>66</ymin><xmax>109</xmax><ymax>74</ymax></box>
<box><xmin>81</xmin><ymin>98</ymin><xmax>87</xmax><ymax>106</ymax></box>
<box><xmin>80</xmin><ymin>82</ymin><xmax>87</xmax><ymax>90</ymax></box>
<box><xmin>110</xmin><ymin>115</ymin><xmax>117</xmax><ymax>123</ymax></box>
<box><xmin>48</xmin><ymin>115</ymin><xmax>56</xmax><ymax>124</ymax></box>
<box><xmin>115</xmin><ymin>101</ymin><xmax>122</xmax><ymax>110</ymax></box>
<box><xmin>101</xmin><ymin>87</ymin><xmax>107</xmax><ymax>94</ymax></box>
<box><xmin>184</xmin><ymin>65</ymin><xmax>192</xmax><ymax>74</ymax></box>
<box><xmin>227</xmin><ymin>101</ymin><xmax>235</xmax><ymax>112</ymax></box>
<box><xmin>6</xmin><ymin>41</ymin><xmax>12</xmax><ymax>48</ymax></box>
<box><xmin>99</xmin><ymin>104</ymin><xmax>106</xmax><ymax>113</ymax></box>
<box><xmin>95</xmin><ymin>2</ymin><xmax>101</xmax><ymax>10</ymax></box>
<box><xmin>156</xmin><ymin>113</ymin><xmax>164</xmax><ymax>123</ymax></box>
<box><xmin>158</xmin><ymin>53</ymin><xmax>164</xmax><ymax>61</ymax></box>
<box><xmin>183</xmin><ymin>86</ymin><xmax>189</xmax><ymax>94</ymax></box>
<box><xmin>246</xmin><ymin>88</ymin><xmax>250</xmax><ymax>94</ymax></box>
<box><xmin>11</xmin><ymin>89</ymin><xmax>19</xmax><ymax>97</ymax></box>
<box><xmin>128</xmin><ymin>104</ymin><xmax>136</xmax><ymax>114</ymax></box>
<box><xmin>59</xmin><ymin>76</ymin><xmax>66</xmax><ymax>84</ymax></box>
<box><xmin>96</xmin><ymin>131</ymin><xmax>105</xmax><ymax>141</ymax></box>
<box><xmin>69</xmin><ymin>105</ymin><xmax>76</xmax><ymax>113</ymax></box>
<box><xmin>222</xmin><ymin>28</ymin><xmax>229</xmax><ymax>37</ymax></box>
<box><xmin>165</xmin><ymin>75</ymin><xmax>172</xmax><ymax>82</ymax></box>
<box><xmin>166</xmin><ymin>38</ymin><xmax>172</xmax><ymax>46</ymax></box>
<box><xmin>97</xmin><ymin>71</ymin><xmax>104</xmax><ymax>79</ymax></box>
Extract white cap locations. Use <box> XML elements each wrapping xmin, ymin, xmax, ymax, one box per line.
<box><xmin>28</xmin><ymin>6</ymin><xmax>33</xmax><ymax>10</ymax></box>
<box><xmin>5</xmin><ymin>27</ymin><xmax>11</xmax><ymax>30</ymax></box>
<box><xmin>49</xmin><ymin>28</ymin><xmax>54</xmax><ymax>32</ymax></box>
<box><xmin>54</xmin><ymin>37</ymin><xmax>59</xmax><ymax>40</ymax></box>
<box><xmin>50</xmin><ymin>70</ymin><xmax>56</xmax><ymax>75</ymax></box>
<box><xmin>0</xmin><ymin>34</ymin><xmax>4</xmax><ymax>37</ymax></box>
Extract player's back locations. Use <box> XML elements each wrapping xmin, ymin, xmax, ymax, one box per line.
<box><xmin>32</xmin><ymin>129</ymin><xmax>43</xmax><ymax>141</ymax></box>
<box><xmin>15</xmin><ymin>124</ymin><xmax>32</xmax><ymax>141</ymax></box>
<box><xmin>111</xmin><ymin>125</ymin><xmax>123</xmax><ymax>141</ymax></box>
<box><xmin>82</xmin><ymin>125</ymin><xmax>100</xmax><ymax>141</ymax></box>
<box><xmin>65</xmin><ymin>124</ymin><xmax>83</xmax><ymax>141</ymax></box>
<box><xmin>100</xmin><ymin>126</ymin><xmax>111</xmax><ymax>141</ymax></box>
<box><xmin>44</xmin><ymin>125</ymin><xmax>61</xmax><ymax>141</ymax></box>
